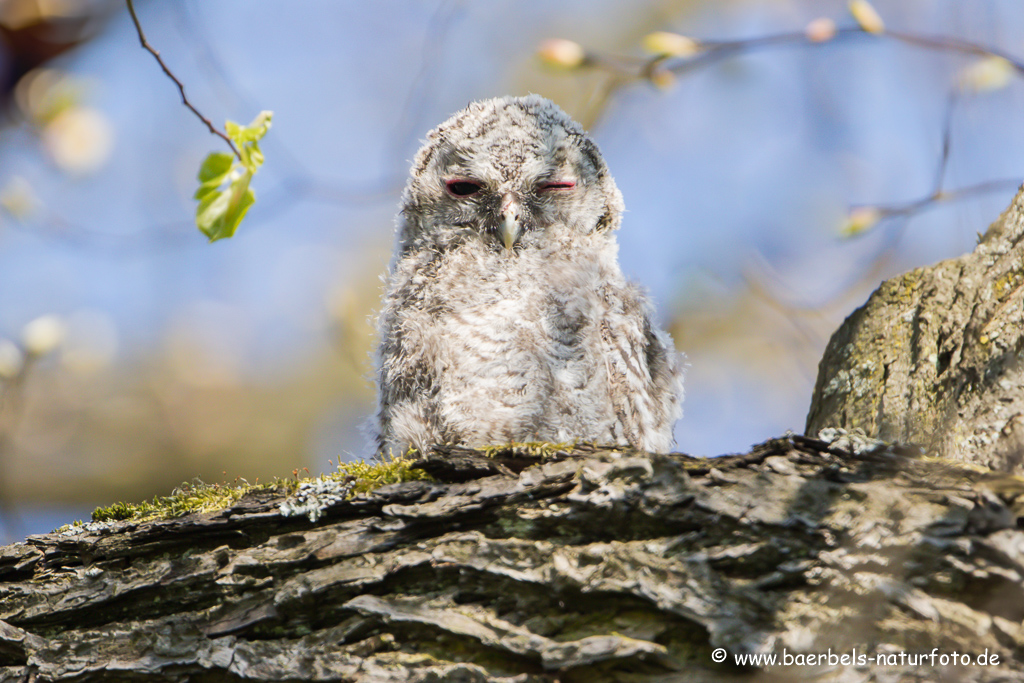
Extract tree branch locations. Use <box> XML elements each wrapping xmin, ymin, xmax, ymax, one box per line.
<box><xmin>125</xmin><ymin>0</ymin><xmax>240</xmax><ymax>160</ymax></box>
<box><xmin>545</xmin><ymin>17</ymin><xmax>1024</xmax><ymax>236</ymax></box>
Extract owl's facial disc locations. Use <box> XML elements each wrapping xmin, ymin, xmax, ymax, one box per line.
<box><xmin>439</xmin><ymin>151</ymin><xmax>583</xmax><ymax>252</ymax></box>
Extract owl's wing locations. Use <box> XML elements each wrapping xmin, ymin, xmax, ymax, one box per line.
<box><xmin>374</xmin><ymin>255</ymin><xmax>449</xmax><ymax>454</ymax></box>
<box><xmin>598</xmin><ymin>286</ymin><xmax>684</xmax><ymax>452</ymax></box>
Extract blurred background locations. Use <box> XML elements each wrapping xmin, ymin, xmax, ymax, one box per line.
<box><xmin>0</xmin><ymin>0</ymin><xmax>1021</xmax><ymax>539</ymax></box>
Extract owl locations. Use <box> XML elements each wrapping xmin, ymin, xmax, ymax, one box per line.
<box><xmin>374</xmin><ymin>95</ymin><xmax>684</xmax><ymax>454</ymax></box>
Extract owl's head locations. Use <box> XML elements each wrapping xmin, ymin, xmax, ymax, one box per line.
<box><xmin>396</xmin><ymin>95</ymin><xmax>624</xmax><ymax>255</ymax></box>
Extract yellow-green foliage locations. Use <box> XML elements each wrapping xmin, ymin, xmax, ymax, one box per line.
<box><xmin>481</xmin><ymin>441</ymin><xmax>577</xmax><ymax>459</ymax></box>
<box><xmin>337</xmin><ymin>456</ymin><xmax>431</xmax><ymax>496</ymax></box>
<box><xmin>92</xmin><ymin>480</ymin><xmax>277</xmax><ymax>523</ymax></box>
<box><xmin>91</xmin><ymin>456</ymin><xmax>429</xmax><ymax>524</ymax></box>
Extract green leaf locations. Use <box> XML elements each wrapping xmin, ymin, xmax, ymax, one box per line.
<box><xmin>194</xmin><ymin>152</ymin><xmax>235</xmax><ymax>201</ymax></box>
<box><xmin>219</xmin><ymin>174</ymin><xmax>256</xmax><ymax>241</ymax></box>
<box><xmin>196</xmin><ymin>188</ymin><xmax>229</xmax><ymax>240</ymax></box>
<box><xmin>225</xmin><ymin>111</ymin><xmax>273</xmax><ymax>153</ymax></box>
<box><xmin>225</xmin><ymin>120</ymin><xmax>241</xmax><ymax>143</ymax></box>
<box><xmin>193</xmin><ymin>110</ymin><xmax>273</xmax><ymax>241</ymax></box>
<box><xmin>197</xmin><ymin>152</ymin><xmax>234</xmax><ymax>183</ymax></box>
<box><xmin>194</xmin><ymin>181</ymin><xmax>221</xmax><ymax>202</ymax></box>
<box><xmin>195</xmin><ymin>172</ymin><xmax>255</xmax><ymax>242</ymax></box>
<box><xmin>247</xmin><ymin>141</ymin><xmax>264</xmax><ymax>169</ymax></box>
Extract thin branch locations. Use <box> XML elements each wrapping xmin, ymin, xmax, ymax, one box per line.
<box><xmin>173</xmin><ymin>1</ymin><xmax>413</xmax><ymax>202</ymax></box>
<box><xmin>556</xmin><ymin>21</ymin><xmax>1024</xmax><ymax>234</ymax></box>
<box><xmin>1</xmin><ymin>172</ymin><xmax>403</xmax><ymax>257</ymax></box>
<box><xmin>125</xmin><ymin>0</ymin><xmax>240</xmax><ymax>159</ymax></box>
<box><xmin>563</xmin><ymin>22</ymin><xmax>1024</xmax><ymax>122</ymax></box>
<box><xmin>865</xmin><ymin>178</ymin><xmax>1022</xmax><ymax>223</ymax></box>
<box><xmin>588</xmin><ymin>27</ymin><xmax>1024</xmax><ymax>82</ymax></box>
<box><xmin>933</xmin><ymin>88</ymin><xmax>959</xmax><ymax>193</ymax></box>
<box><xmin>679</xmin><ymin>28</ymin><xmax>1024</xmax><ymax>76</ymax></box>
<box><xmin>386</xmin><ymin>0</ymin><xmax>466</xmax><ymax>173</ymax></box>
<box><xmin>844</xmin><ymin>84</ymin><xmax>1018</xmax><ymax>234</ymax></box>
<box><xmin>670</xmin><ymin>28</ymin><xmax>865</xmax><ymax>76</ymax></box>
<box><xmin>887</xmin><ymin>30</ymin><xmax>1024</xmax><ymax>73</ymax></box>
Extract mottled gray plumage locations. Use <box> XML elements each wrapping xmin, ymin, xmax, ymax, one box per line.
<box><xmin>375</xmin><ymin>95</ymin><xmax>683</xmax><ymax>453</ymax></box>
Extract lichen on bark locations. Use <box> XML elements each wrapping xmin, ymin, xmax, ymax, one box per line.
<box><xmin>807</xmin><ymin>184</ymin><xmax>1024</xmax><ymax>473</ymax></box>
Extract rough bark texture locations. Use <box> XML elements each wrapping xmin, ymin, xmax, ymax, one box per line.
<box><xmin>806</xmin><ymin>185</ymin><xmax>1024</xmax><ymax>473</ymax></box>
<box><xmin>3</xmin><ymin>437</ymin><xmax>1024</xmax><ymax>682</ymax></box>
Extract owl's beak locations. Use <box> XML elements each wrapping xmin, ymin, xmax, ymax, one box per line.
<box><xmin>498</xmin><ymin>194</ymin><xmax>522</xmax><ymax>250</ymax></box>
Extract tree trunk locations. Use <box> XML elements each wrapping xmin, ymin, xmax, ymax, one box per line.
<box><xmin>2</xmin><ymin>437</ymin><xmax>1024</xmax><ymax>682</ymax></box>
<box><xmin>806</xmin><ymin>185</ymin><xmax>1024</xmax><ymax>473</ymax></box>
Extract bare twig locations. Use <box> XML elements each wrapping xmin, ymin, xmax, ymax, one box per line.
<box><xmin>562</xmin><ymin>21</ymin><xmax>1024</xmax><ymax>130</ymax></box>
<box><xmin>671</xmin><ymin>28</ymin><xmax>865</xmax><ymax>77</ymax></box>
<box><xmin>887</xmin><ymin>30</ymin><xmax>1024</xmax><ymax>73</ymax></box>
<box><xmin>933</xmin><ymin>89</ymin><xmax>959</xmax><ymax>193</ymax></box>
<box><xmin>556</xmin><ymin>20</ymin><xmax>1024</xmax><ymax>233</ymax></box>
<box><xmin>125</xmin><ymin>0</ymin><xmax>240</xmax><ymax>159</ymax></box>
<box><xmin>170</xmin><ymin>3</ymin><xmax>404</xmax><ymax>203</ymax></box>
<box><xmin>870</xmin><ymin>179</ymin><xmax>1022</xmax><ymax>222</ymax></box>
<box><xmin>584</xmin><ymin>26</ymin><xmax>1024</xmax><ymax>83</ymax></box>
<box><xmin>855</xmin><ymin>89</ymin><xmax>1021</xmax><ymax>230</ymax></box>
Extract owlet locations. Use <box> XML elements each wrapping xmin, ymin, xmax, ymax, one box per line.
<box><xmin>375</xmin><ymin>95</ymin><xmax>683</xmax><ymax>454</ymax></box>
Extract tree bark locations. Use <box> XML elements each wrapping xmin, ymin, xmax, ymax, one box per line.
<box><xmin>806</xmin><ymin>185</ymin><xmax>1024</xmax><ymax>473</ymax></box>
<box><xmin>2</xmin><ymin>437</ymin><xmax>1024</xmax><ymax>682</ymax></box>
